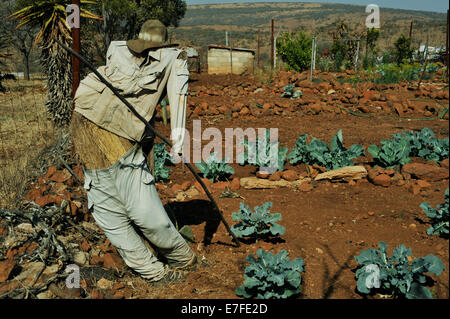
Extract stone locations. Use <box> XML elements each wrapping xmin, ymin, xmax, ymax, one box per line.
<box><xmin>315</xmin><ymin>166</ymin><xmax>367</xmax><ymax>181</ymax></box>
<box><xmin>13</xmin><ymin>262</ymin><xmax>46</xmax><ymax>287</ymax></box>
<box><xmin>181</xmin><ymin>181</ymin><xmax>192</xmax><ymax>191</ymax></box>
<box><xmin>440</xmin><ymin>158</ymin><xmax>449</xmax><ymax>169</ymax></box>
<box><xmin>97</xmin><ymin>278</ymin><xmax>114</xmax><ymax>290</ymax></box>
<box><xmin>102</xmin><ymin>253</ymin><xmax>124</xmax><ymax>270</ymax></box>
<box><xmin>416</xmin><ymin>180</ymin><xmax>431</xmax><ymax>188</ymax></box>
<box><xmin>211</xmin><ymin>181</ymin><xmax>229</xmax><ymax>191</ymax></box>
<box><xmin>230</xmin><ymin>177</ymin><xmax>240</xmax><ymax>191</ymax></box>
<box><xmin>171</xmin><ymin>184</ymin><xmax>184</xmax><ymax>193</ymax></box>
<box><xmin>282</xmin><ymin>170</ymin><xmax>298</xmax><ymax>181</ymax></box>
<box><xmin>74</xmin><ymin>251</ymin><xmax>88</xmax><ymax>266</ymax></box>
<box><xmin>256</xmin><ymin>171</ymin><xmax>270</xmax><ymax>179</ymax></box>
<box><xmin>194</xmin><ymin>178</ymin><xmax>212</xmax><ymax>195</ymax></box>
<box><xmin>48</xmin><ymin>169</ymin><xmax>72</xmax><ymax>183</ymax></box>
<box><xmin>269</xmin><ymin>171</ymin><xmax>282</xmax><ymax>181</ymax></box>
<box><xmin>298</xmin><ymin>182</ymin><xmax>313</xmax><ymax>192</ymax></box>
<box><xmin>239</xmin><ymin>107</ymin><xmax>250</xmax><ymax>116</ymax></box>
<box><xmin>402</xmin><ymin>163</ymin><xmax>449</xmax><ymax>182</ymax></box>
<box><xmin>0</xmin><ymin>259</ymin><xmax>16</xmax><ymax>283</ymax></box>
<box><xmin>240</xmin><ymin>177</ymin><xmax>311</xmax><ymax>189</ymax></box>
<box><xmin>372</xmin><ymin>174</ymin><xmax>391</xmax><ymax>187</ymax></box>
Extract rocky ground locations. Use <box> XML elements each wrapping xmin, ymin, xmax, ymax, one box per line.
<box><xmin>0</xmin><ymin>69</ymin><xmax>448</xmax><ymax>299</ymax></box>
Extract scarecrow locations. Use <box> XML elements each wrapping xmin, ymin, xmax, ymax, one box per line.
<box><xmin>70</xmin><ymin>20</ymin><xmax>196</xmax><ymax>284</ymax></box>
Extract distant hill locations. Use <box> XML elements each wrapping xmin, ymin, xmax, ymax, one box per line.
<box><xmin>172</xmin><ymin>2</ymin><xmax>447</xmax><ymax>66</ymax></box>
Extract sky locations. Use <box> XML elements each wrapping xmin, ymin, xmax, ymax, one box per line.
<box><xmin>186</xmin><ymin>0</ymin><xmax>449</xmax><ymax>13</ymax></box>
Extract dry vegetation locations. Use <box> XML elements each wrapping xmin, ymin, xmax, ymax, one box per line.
<box><xmin>0</xmin><ymin>77</ymin><xmax>57</xmax><ymax>209</ymax></box>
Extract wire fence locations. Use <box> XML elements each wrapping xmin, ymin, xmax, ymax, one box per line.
<box><xmin>0</xmin><ymin>75</ymin><xmax>57</xmax><ymax>209</ymax></box>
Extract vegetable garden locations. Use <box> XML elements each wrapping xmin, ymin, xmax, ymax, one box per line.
<box><xmin>0</xmin><ymin>67</ymin><xmax>448</xmax><ymax>300</ymax></box>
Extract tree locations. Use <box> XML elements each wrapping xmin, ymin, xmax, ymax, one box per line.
<box><xmin>0</xmin><ymin>33</ymin><xmax>12</xmax><ymax>92</ymax></box>
<box><xmin>10</xmin><ymin>0</ymin><xmax>101</xmax><ymax>126</ymax></box>
<box><xmin>363</xmin><ymin>27</ymin><xmax>380</xmax><ymax>69</ymax></box>
<box><xmin>0</xmin><ymin>0</ymin><xmax>36</xmax><ymax>81</ymax></box>
<box><xmin>82</xmin><ymin>0</ymin><xmax>187</xmax><ymax>66</ymax></box>
<box><xmin>277</xmin><ymin>31</ymin><xmax>312</xmax><ymax>72</ymax></box>
<box><xmin>394</xmin><ymin>34</ymin><xmax>413</xmax><ymax>65</ymax></box>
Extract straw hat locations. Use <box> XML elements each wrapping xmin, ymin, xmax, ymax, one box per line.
<box><xmin>126</xmin><ymin>19</ymin><xmax>178</xmax><ymax>54</ymax></box>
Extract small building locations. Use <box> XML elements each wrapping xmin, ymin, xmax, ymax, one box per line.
<box><xmin>207</xmin><ymin>45</ymin><xmax>255</xmax><ymax>75</ymax></box>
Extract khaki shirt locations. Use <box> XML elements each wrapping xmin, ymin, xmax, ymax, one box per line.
<box><xmin>73</xmin><ymin>41</ymin><xmax>188</xmax><ymax>154</ymax></box>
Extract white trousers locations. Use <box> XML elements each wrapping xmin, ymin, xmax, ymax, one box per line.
<box><xmin>83</xmin><ymin>144</ymin><xmax>195</xmax><ymax>281</ymax></box>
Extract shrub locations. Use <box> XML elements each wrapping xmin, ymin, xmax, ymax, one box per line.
<box><xmin>195</xmin><ymin>152</ymin><xmax>234</xmax><ymax>183</ymax></box>
<box><xmin>354</xmin><ymin>242</ymin><xmax>445</xmax><ymax>299</ymax></box>
<box><xmin>420</xmin><ymin>188</ymin><xmax>449</xmax><ymax>238</ymax></box>
<box><xmin>231</xmin><ymin>202</ymin><xmax>285</xmax><ymax>239</ymax></box>
<box><xmin>236</xmin><ymin>249</ymin><xmax>305</xmax><ymax>299</ymax></box>
<box><xmin>394</xmin><ymin>34</ymin><xmax>413</xmax><ymax>65</ymax></box>
<box><xmin>277</xmin><ymin>31</ymin><xmax>312</xmax><ymax>72</ymax></box>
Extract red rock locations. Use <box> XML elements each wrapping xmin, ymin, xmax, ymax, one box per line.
<box><xmin>231</xmin><ymin>102</ymin><xmax>243</xmax><ymax>112</ymax></box>
<box><xmin>181</xmin><ymin>181</ymin><xmax>191</xmax><ymax>191</ymax></box>
<box><xmin>171</xmin><ymin>184</ymin><xmax>184</xmax><ymax>193</ymax></box>
<box><xmin>230</xmin><ymin>177</ymin><xmax>240</xmax><ymax>190</ymax></box>
<box><xmin>48</xmin><ymin>169</ymin><xmax>71</xmax><ymax>183</ymax></box>
<box><xmin>217</xmin><ymin>105</ymin><xmax>231</xmax><ymax>115</ymax></box>
<box><xmin>372</xmin><ymin>174</ymin><xmax>391</xmax><ymax>187</ymax></box>
<box><xmin>416</xmin><ymin>180</ymin><xmax>431</xmax><ymax>188</ymax></box>
<box><xmin>282</xmin><ymin>170</ymin><xmax>298</xmax><ymax>181</ymax></box>
<box><xmin>81</xmin><ymin>240</ymin><xmax>91</xmax><ymax>252</ymax></box>
<box><xmin>0</xmin><ymin>259</ymin><xmax>16</xmax><ymax>283</ymax></box>
<box><xmin>262</xmin><ymin>103</ymin><xmax>273</xmax><ymax>110</ymax></box>
<box><xmin>256</xmin><ymin>171</ymin><xmax>269</xmax><ymax>179</ymax></box>
<box><xmin>44</xmin><ymin>166</ymin><xmax>57</xmax><ymax>180</ymax></box>
<box><xmin>194</xmin><ymin>178</ymin><xmax>212</xmax><ymax>195</ymax></box>
<box><xmin>269</xmin><ymin>171</ymin><xmax>282</xmax><ymax>181</ymax></box>
<box><xmin>239</xmin><ymin>107</ymin><xmax>250</xmax><ymax>116</ymax></box>
<box><xmin>34</xmin><ymin>195</ymin><xmax>53</xmax><ymax>207</ymax></box>
<box><xmin>91</xmin><ymin>289</ymin><xmax>104</xmax><ymax>299</ymax></box>
<box><xmin>440</xmin><ymin>158</ymin><xmax>449</xmax><ymax>169</ymax></box>
<box><xmin>155</xmin><ymin>183</ymin><xmax>165</xmax><ymax>192</ymax></box>
<box><xmin>103</xmin><ymin>253</ymin><xmax>124</xmax><ymax>270</ymax></box>
<box><xmin>73</xmin><ymin>165</ymin><xmax>85</xmax><ymax>183</ymax></box>
<box><xmin>298</xmin><ymin>182</ymin><xmax>313</xmax><ymax>192</ymax></box>
<box><xmin>402</xmin><ymin>163</ymin><xmax>449</xmax><ymax>182</ymax></box>
<box><xmin>17</xmin><ymin>242</ymin><xmax>39</xmax><ymax>256</ymax></box>
<box><xmin>211</xmin><ymin>181</ymin><xmax>230</xmax><ymax>191</ymax></box>
<box><xmin>410</xmin><ymin>183</ymin><xmax>421</xmax><ymax>195</ymax></box>
<box><xmin>24</xmin><ymin>188</ymin><xmax>42</xmax><ymax>202</ymax></box>
<box><xmin>90</xmin><ymin>256</ymin><xmax>103</xmax><ymax>266</ymax></box>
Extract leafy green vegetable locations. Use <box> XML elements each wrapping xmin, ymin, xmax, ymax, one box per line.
<box><xmin>231</xmin><ymin>202</ymin><xmax>285</xmax><ymax>239</ymax></box>
<box><xmin>281</xmin><ymin>84</ymin><xmax>302</xmax><ymax>99</ymax></box>
<box><xmin>369</xmin><ymin>127</ymin><xmax>449</xmax><ymax>168</ymax></box>
<box><xmin>354</xmin><ymin>242</ymin><xmax>445</xmax><ymax>299</ymax></box>
<box><xmin>368</xmin><ymin>138</ymin><xmax>411</xmax><ymax>168</ymax></box>
<box><xmin>154</xmin><ymin>143</ymin><xmax>174</xmax><ymax>182</ymax></box>
<box><xmin>288</xmin><ymin>130</ymin><xmax>365</xmax><ymax>170</ymax></box>
<box><xmin>420</xmin><ymin>188</ymin><xmax>449</xmax><ymax>238</ymax></box>
<box><xmin>238</xmin><ymin>129</ymin><xmax>288</xmax><ymax>173</ymax></box>
<box><xmin>392</xmin><ymin>127</ymin><xmax>449</xmax><ymax>163</ymax></box>
<box><xmin>195</xmin><ymin>152</ymin><xmax>234</xmax><ymax>183</ymax></box>
<box><xmin>236</xmin><ymin>249</ymin><xmax>305</xmax><ymax>299</ymax></box>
